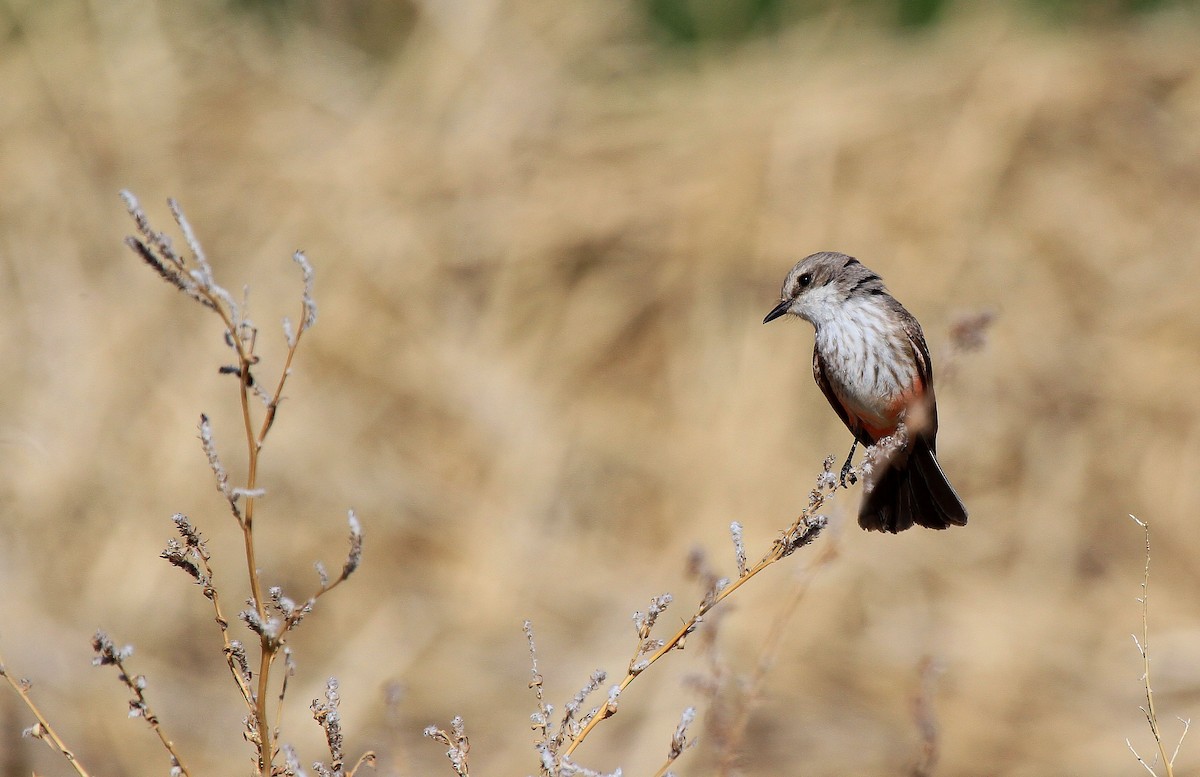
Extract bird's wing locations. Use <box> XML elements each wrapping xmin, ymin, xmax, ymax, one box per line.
<box><xmin>812</xmin><ymin>347</ymin><xmax>875</xmax><ymax>445</ymax></box>
<box><xmin>901</xmin><ymin>317</ymin><xmax>939</xmax><ymax>446</ymax></box>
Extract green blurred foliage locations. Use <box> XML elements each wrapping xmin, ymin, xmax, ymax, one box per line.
<box><xmin>225</xmin><ymin>0</ymin><xmax>1196</xmax><ymax>52</ymax></box>
<box><xmin>642</xmin><ymin>0</ymin><xmax>1192</xmax><ymax>42</ymax></box>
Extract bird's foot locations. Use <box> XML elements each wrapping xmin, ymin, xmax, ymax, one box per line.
<box><xmin>839</xmin><ymin>459</ymin><xmax>858</xmax><ymax>488</ymax></box>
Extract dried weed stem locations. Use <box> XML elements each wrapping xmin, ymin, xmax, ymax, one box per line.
<box><xmin>91</xmin><ymin>633</ymin><xmax>192</xmax><ymax>777</ymax></box>
<box><xmin>121</xmin><ymin>192</ymin><xmax>363</xmax><ymax>775</ymax></box>
<box><xmin>1126</xmin><ymin>515</ymin><xmax>1190</xmax><ymax>777</ymax></box>
<box><xmin>713</xmin><ymin>540</ymin><xmax>838</xmax><ymax>776</ymax></box>
<box><xmin>163</xmin><ymin>514</ymin><xmax>256</xmax><ymax>707</ymax></box>
<box><xmin>559</xmin><ymin>450</ymin><xmax>858</xmax><ymax>759</ymax></box>
<box><xmin>0</xmin><ymin>652</ymin><xmax>93</xmax><ymax>777</ymax></box>
<box><xmin>425</xmin><ymin>717</ymin><xmax>471</xmax><ymax>777</ymax></box>
<box><xmin>649</xmin><ymin>706</ymin><xmax>697</xmax><ymax>777</ymax></box>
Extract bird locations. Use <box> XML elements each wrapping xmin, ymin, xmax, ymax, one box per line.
<box><xmin>763</xmin><ymin>251</ymin><xmax>968</xmax><ymax>533</ymax></box>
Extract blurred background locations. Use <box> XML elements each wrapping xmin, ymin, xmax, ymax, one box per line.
<box><xmin>3</xmin><ymin>0</ymin><xmax>1200</xmax><ymax>774</ymax></box>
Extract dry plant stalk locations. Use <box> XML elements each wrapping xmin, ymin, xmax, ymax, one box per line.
<box><xmin>650</xmin><ymin>706</ymin><xmax>697</xmax><ymax>777</ymax></box>
<box><xmin>558</xmin><ymin>450</ymin><xmax>860</xmax><ymax>759</ymax></box>
<box><xmin>495</xmin><ymin>438</ymin><xmax>901</xmax><ymax>776</ymax></box>
<box><xmin>424</xmin><ymin>716</ymin><xmax>471</xmax><ymax>777</ymax></box>
<box><xmin>0</xmin><ymin>654</ymin><xmax>94</xmax><ymax>777</ymax></box>
<box><xmin>162</xmin><ymin>514</ymin><xmax>257</xmax><ymax>712</ymax></box>
<box><xmin>703</xmin><ymin>539</ymin><xmax>840</xmax><ymax>776</ymax></box>
<box><xmin>1126</xmin><ymin>515</ymin><xmax>1190</xmax><ymax>777</ymax></box>
<box><xmin>2</xmin><ymin>193</ymin><xmax>365</xmax><ymax>775</ymax></box>
<box><xmin>0</xmin><ymin>194</ymin><xmax>373</xmax><ymax>777</ymax></box>
<box><xmin>118</xmin><ymin>191</ymin><xmax>371</xmax><ymax>775</ymax></box>
<box><xmin>0</xmin><ymin>193</ymin><xmax>370</xmax><ymax>775</ymax></box>
<box><xmin>91</xmin><ymin>632</ymin><xmax>191</xmax><ymax>776</ymax></box>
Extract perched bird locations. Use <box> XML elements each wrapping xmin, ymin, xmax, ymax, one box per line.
<box><xmin>763</xmin><ymin>251</ymin><xmax>968</xmax><ymax>533</ymax></box>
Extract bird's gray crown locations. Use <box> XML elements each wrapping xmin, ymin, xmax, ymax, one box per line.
<box><xmin>779</xmin><ymin>251</ymin><xmax>888</xmax><ymax>303</ymax></box>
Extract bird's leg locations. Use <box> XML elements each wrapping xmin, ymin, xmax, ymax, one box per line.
<box><xmin>839</xmin><ymin>439</ymin><xmax>859</xmax><ymax>487</ymax></box>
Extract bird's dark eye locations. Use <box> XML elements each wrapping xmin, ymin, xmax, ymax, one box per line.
<box><xmin>798</xmin><ymin>272</ymin><xmax>813</xmax><ymax>288</ymax></box>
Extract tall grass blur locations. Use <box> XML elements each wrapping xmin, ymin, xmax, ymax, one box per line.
<box><xmin>2</xmin><ymin>1</ymin><xmax>1200</xmax><ymax>774</ymax></box>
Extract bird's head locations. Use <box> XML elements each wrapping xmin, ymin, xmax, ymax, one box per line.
<box><xmin>763</xmin><ymin>251</ymin><xmax>884</xmax><ymax>327</ymax></box>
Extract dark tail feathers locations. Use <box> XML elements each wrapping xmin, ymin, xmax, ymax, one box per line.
<box><xmin>858</xmin><ymin>438</ymin><xmax>968</xmax><ymax>533</ymax></box>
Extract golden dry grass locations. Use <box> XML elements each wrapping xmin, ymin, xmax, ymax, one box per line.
<box><xmin>3</xmin><ymin>2</ymin><xmax>1200</xmax><ymax>775</ymax></box>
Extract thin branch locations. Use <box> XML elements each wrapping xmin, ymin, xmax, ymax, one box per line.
<box><xmin>650</xmin><ymin>706</ymin><xmax>696</xmax><ymax>777</ymax></box>
<box><xmin>0</xmin><ymin>651</ymin><xmax>94</xmax><ymax>777</ymax></box>
<box><xmin>561</xmin><ymin>447</ymin><xmax>852</xmax><ymax>758</ymax></box>
<box><xmin>1170</xmin><ymin>717</ymin><xmax>1191</xmax><ymax>768</ymax></box>
<box><xmin>425</xmin><ymin>717</ymin><xmax>470</xmax><ymax>777</ymax></box>
<box><xmin>347</xmin><ymin>750</ymin><xmax>378</xmax><ymax>777</ymax></box>
<box><xmin>122</xmin><ymin>193</ymin><xmax>341</xmax><ymax>776</ymax></box>
<box><xmin>1127</xmin><ymin>515</ymin><xmax>1185</xmax><ymax>777</ymax></box>
<box><xmin>91</xmin><ymin>633</ymin><xmax>192</xmax><ymax>777</ymax></box>
<box><xmin>275</xmin><ymin>647</ymin><xmax>296</xmax><ymax>740</ymax></box>
<box><xmin>715</xmin><ymin>540</ymin><xmax>838</xmax><ymax>775</ymax></box>
<box><xmin>311</xmin><ymin>678</ymin><xmax>345</xmax><ymax>775</ymax></box>
<box><xmin>162</xmin><ymin>514</ymin><xmax>256</xmax><ymax>707</ymax></box>
<box><xmin>1128</xmin><ymin>738</ymin><xmax>1161</xmax><ymax>777</ymax></box>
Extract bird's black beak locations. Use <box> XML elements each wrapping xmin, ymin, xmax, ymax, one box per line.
<box><xmin>763</xmin><ymin>300</ymin><xmax>790</xmax><ymax>324</ymax></box>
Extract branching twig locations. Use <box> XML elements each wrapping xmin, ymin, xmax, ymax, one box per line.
<box><xmin>123</xmin><ymin>192</ymin><xmax>358</xmax><ymax>776</ymax></box>
<box><xmin>649</xmin><ymin>706</ymin><xmax>697</xmax><ymax>777</ymax></box>
<box><xmin>1126</xmin><ymin>515</ymin><xmax>1189</xmax><ymax>777</ymax></box>
<box><xmin>162</xmin><ymin>514</ymin><xmax>256</xmax><ymax>707</ymax></box>
<box><xmin>558</xmin><ymin>448</ymin><xmax>856</xmax><ymax>759</ymax></box>
<box><xmin>712</xmin><ymin>539</ymin><xmax>839</xmax><ymax>775</ymax></box>
<box><xmin>92</xmin><ymin>632</ymin><xmax>192</xmax><ymax>777</ymax></box>
<box><xmin>516</xmin><ymin>439</ymin><xmax>880</xmax><ymax>774</ymax></box>
<box><xmin>425</xmin><ymin>717</ymin><xmax>470</xmax><ymax>777</ymax></box>
<box><xmin>511</xmin><ymin>445</ymin><xmax>872</xmax><ymax>776</ymax></box>
<box><xmin>0</xmin><ymin>651</ymin><xmax>94</xmax><ymax>777</ymax></box>
<box><xmin>312</xmin><ymin>677</ymin><xmax>376</xmax><ymax>777</ymax></box>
